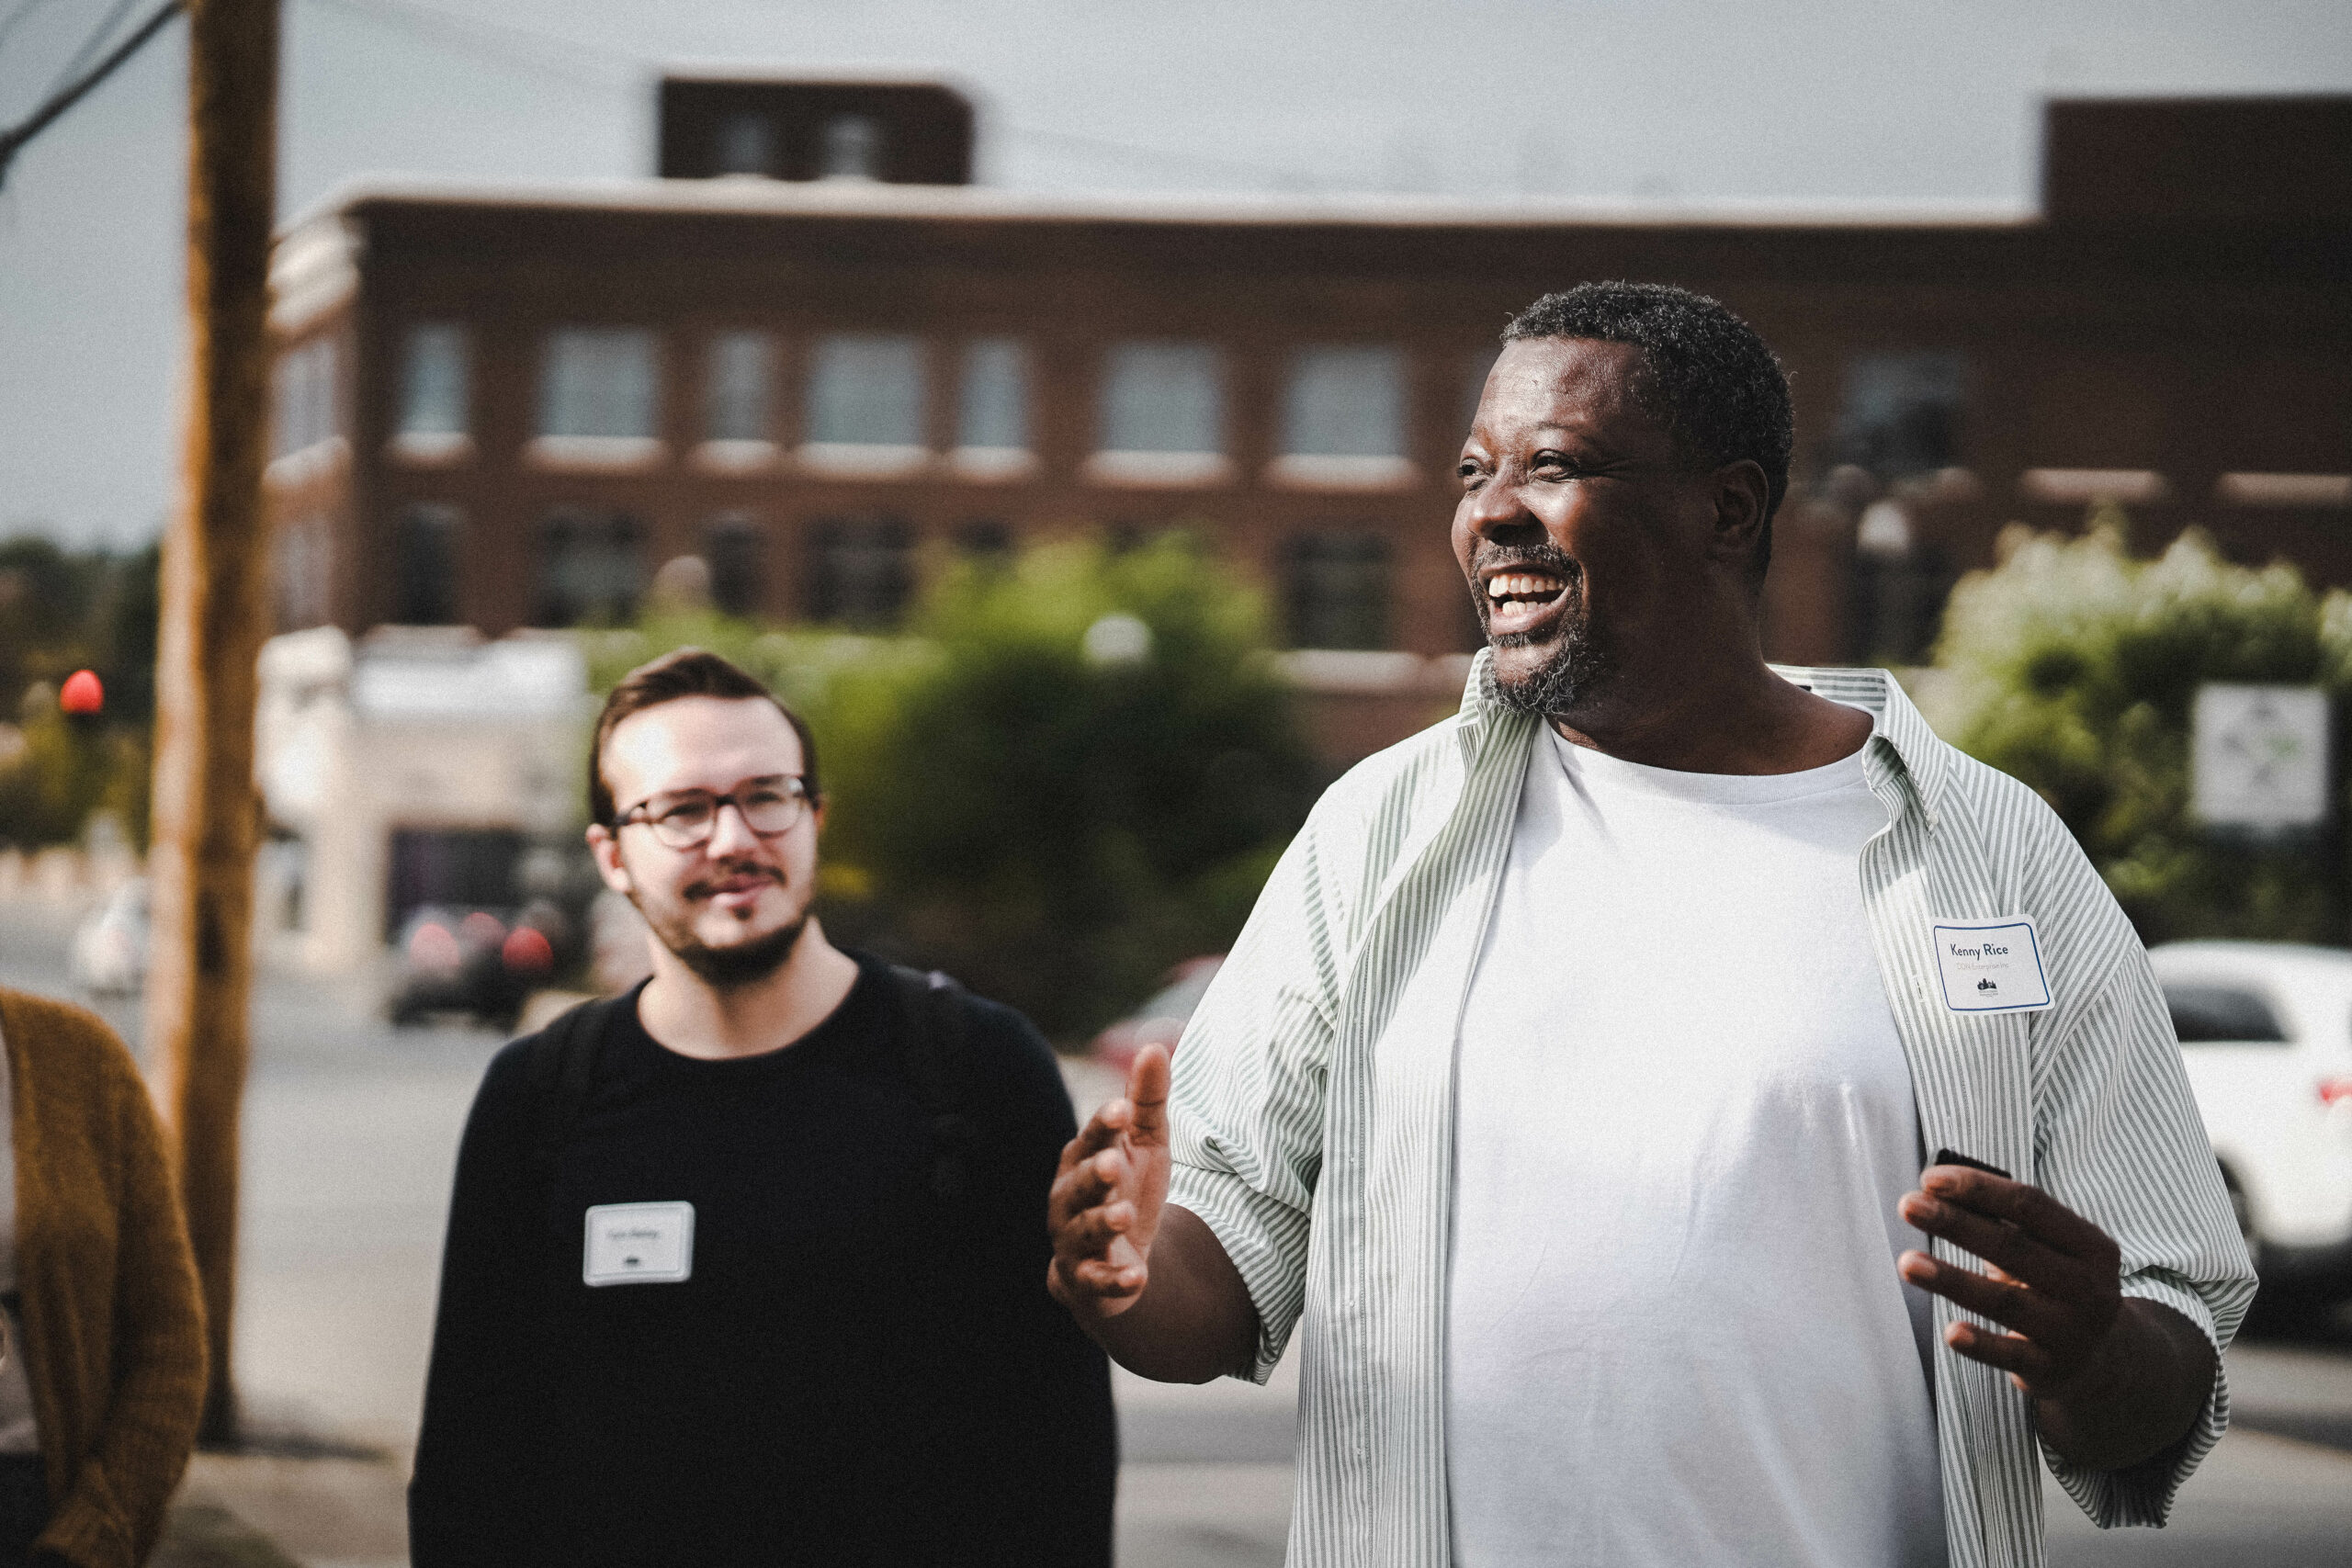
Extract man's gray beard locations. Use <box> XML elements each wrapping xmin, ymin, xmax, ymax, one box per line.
<box><xmin>639</xmin><ymin>895</ymin><xmax>808</xmax><ymax>988</ymax></box>
<box><xmin>1480</xmin><ymin>582</ymin><xmax>1611</xmax><ymax>718</ymax></box>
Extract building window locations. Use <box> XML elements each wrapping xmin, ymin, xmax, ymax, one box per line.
<box><xmin>705</xmin><ymin>332</ymin><xmax>774</xmax><ymax>444</ymax></box>
<box><xmin>820</xmin><ymin>115</ymin><xmax>883</xmax><ymax>180</ymax></box>
<box><xmin>956</xmin><ymin>339</ymin><xmax>1030</xmax><ymax>454</ymax></box>
<box><xmin>1283</xmin><ymin>529</ymin><xmax>1392</xmax><ymax>650</ymax></box>
<box><xmin>538</xmin><ymin>328</ymin><xmax>661</xmax><ymax>439</ymax></box>
<box><xmin>804</xmin><ymin>334</ymin><xmax>926</xmax><ymax>471</ymax></box>
<box><xmin>1835</xmin><ymin>353</ymin><xmax>1965</xmax><ymax>479</ymax></box>
<box><xmin>1100</xmin><ymin>342</ymin><xmax>1222</xmax><ymax>455</ymax></box>
<box><xmin>271</xmin><ymin>337</ymin><xmax>338</xmax><ymax>457</ymax></box>
<box><xmin>1283</xmin><ymin>346</ymin><xmax>1406</xmax><ymax>457</ymax></box>
<box><xmin>398</xmin><ymin>324</ymin><xmax>469</xmax><ymax>440</ymax></box>
<box><xmin>392</xmin><ymin>504</ymin><xmax>462</xmax><ymax>625</ymax></box>
<box><xmin>806</xmin><ymin>516</ymin><xmax>915</xmax><ymax>627</ymax></box>
<box><xmin>273</xmin><ymin>515</ymin><xmax>333</xmax><ymax>630</ymax></box>
<box><xmin>1273</xmin><ymin>345</ymin><xmax>1412</xmax><ymax>489</ymax></box>
<box><xmin>704</xmin><ymin>516</ymin><xmax>764</xmax><ymax>617</ymax></box>
<box><xmin>716</xmin><ymin>113</ymin><xmax>774</xmax><ymax>176</ymax></box>
<box><xmin>953</xmin><ymin>519</ymin><xmax>1014</xmax><ymax>568</ymax></box>
<box><xmin>534</xmin><ymin>513</ymin><xmax>646</xmax><ymax>626</ymax></box>
<box><xmin>1090</xmin><ymin>342</ymin><xmax>1227</xmax><ymax>485</ymax></box>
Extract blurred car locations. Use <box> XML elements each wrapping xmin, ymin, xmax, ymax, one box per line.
<box><xmin>2152</xmin><ymin>940</ymin><xmax>2352</xmax><ymax>1303</ymax></box>
<box><xmin>388</xmin><ymin>902</ymin><xmax>570</xmax><ymax>1028</ymax></box>
<box><xmin>1091</xmin><ymin>956</ymin><xmax>1224</xmax><ymax>1076</ymax></box>
<box><xmin>70</xmin><ymin>877</ymin><xmax>149</xmax><ymax>997</ymax></box>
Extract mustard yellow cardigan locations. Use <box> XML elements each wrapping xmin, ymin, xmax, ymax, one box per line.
<box><xmin>2</xmin><ymin>988</ymin><xmax>206</xmax><ymax>1567</ymax></box>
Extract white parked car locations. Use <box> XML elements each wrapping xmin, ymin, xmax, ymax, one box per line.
<box><xmin>2149</xmin><ymin>940</ymin><xmax>2352</xmax><ymax>1302</ymax></box>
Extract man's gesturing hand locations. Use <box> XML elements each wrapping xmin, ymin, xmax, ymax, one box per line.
<box><xmin>1897</xmin><ymin>1164</ymin><xmax>2215</xmax><ymax>1471</ymax></box>
<box><xmin>1048</xmin><ymin>1044</ymin><xmax>1172</xmax><ymax>1320</ymax></box>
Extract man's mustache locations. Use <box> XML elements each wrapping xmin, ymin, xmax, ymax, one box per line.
<box><xmin>683</xmin><ymin>863</ymin><xmax>787</xmax><ymax>901</ymax></box>
<box><xmin>1469</xmin><ymin>541</ymin><xmax>1581</xmax><ymax>581</ymax></box>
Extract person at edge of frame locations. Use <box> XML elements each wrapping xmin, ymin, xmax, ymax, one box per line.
<box><xmin>1048</xmin><ymin>281</ymin><xmax>2256</xmax><ymax>1568</ymax></box>
<box><xmin>0</xmin><ymin>987</ymin><xmax>206</xmax><ymax>1568</ymax></box>
<box><xmin>410</xmin><ymin>649</ymin><xmax>1116</xmax><ymax>1567</ymax></box>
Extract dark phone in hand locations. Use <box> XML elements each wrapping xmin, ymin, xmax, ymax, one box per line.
<box><xmin>1931</xmin><ymin>1147</ymin><xmax>2011</xmax><ymax>1180</ymax></box>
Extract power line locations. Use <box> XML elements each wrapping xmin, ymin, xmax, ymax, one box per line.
<box><xmin>300</xmin><ymin>0</ymin><xmax>634</xmax><ymax>91</ymax></box>
<box><xmin>1000</xmin><ymin>121</ymin><xmax>1321</xmax><ymax>191</ymax></box>
<box><xmin>43</xmin><ymin>0</ymin><xmax>142</xmax><ymax>99</ymax></box>
<box><xmin>0</xmin><ymin>0</ymin><xmax>180</xmax><ymax>188</ymax></box>
<box><xmin>313</xmin><ymin>0</ymin><xmax>1325</xmax><ymax>193</ymax></box>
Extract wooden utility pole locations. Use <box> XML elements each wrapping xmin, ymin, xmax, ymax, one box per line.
<box><xmin>148</xmin><ymin>0</ymin><xmax>279</xmax><ymax>1445</ymax></box>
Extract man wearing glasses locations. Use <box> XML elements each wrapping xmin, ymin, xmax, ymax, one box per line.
<box><xmin>411</xmin><ymin>649</ymin><xmax>1115</xmax><ymax>1567</ymax></box>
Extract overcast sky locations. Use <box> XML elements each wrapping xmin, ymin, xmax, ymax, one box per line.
<box><xmin>2</xmin><ymin>0</ymin><xmax>2347</xmax><ymax>548</ymax></box>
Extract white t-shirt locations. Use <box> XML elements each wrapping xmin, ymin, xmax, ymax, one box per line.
<box><xmin>1445</xmin><ymin>725</ymin><xmax>1944</xmax><ymax>1568</ymax></box>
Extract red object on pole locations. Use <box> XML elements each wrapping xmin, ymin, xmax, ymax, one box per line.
<box><xmin>58</xmin><ymin>670</ymin><xmax>104</xmax><ymax>715</ymax></box>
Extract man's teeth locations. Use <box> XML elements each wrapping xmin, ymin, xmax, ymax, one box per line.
<box><xmin>1487</xmin><ymin>571</ymin><xmax>1565</xmax><ymax>602</ymax></box>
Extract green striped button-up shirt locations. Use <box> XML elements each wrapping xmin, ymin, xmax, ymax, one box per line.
<box><xmin>1166</xmin><ymin>654</ymin><xmax>2256</xmax><ymax>1568</ymax></box>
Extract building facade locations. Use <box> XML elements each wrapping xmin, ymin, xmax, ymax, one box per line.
<box><xmin>262</xmin><ymin>89</ymin><xmax>2352</xmax><ymax>737</ymax></box>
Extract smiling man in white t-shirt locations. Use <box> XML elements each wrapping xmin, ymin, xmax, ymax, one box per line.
<box><xmin>1046</xmin><ymin>282</ymin><xmax>2256</xmax><ymax>1568</ymax></box>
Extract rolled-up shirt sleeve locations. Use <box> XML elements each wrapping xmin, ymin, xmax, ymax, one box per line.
<box><xmin>1168</xmin><ymin>808</ymin><xmax>1348</xmax><ymax>1382</ymax></box>
<box><xmin>2031</xmin><ymin>931</ymin><xmax>2257</xmax><ymax>1527</ymax></box>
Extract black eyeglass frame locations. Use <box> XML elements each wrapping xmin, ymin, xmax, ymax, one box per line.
<box><xmin>610</xmin><ymin>774</ymin><xmax>813</xmax><ymax>850</ymax></box>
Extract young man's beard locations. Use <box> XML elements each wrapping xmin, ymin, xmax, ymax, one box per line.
<box><xmin>665</xmin><ymin>914</ymin><xmax>808</xmax><ymax>988</ymax></box>
<box><xmin>634</xmin><ymin>869</ymin><xmax>809</xmax><ymax>988</ymax></box>
<box><xmin>1472</xmin><ymin>550</ymin><xmax>1611</xmax><ymax>718</ymax></box>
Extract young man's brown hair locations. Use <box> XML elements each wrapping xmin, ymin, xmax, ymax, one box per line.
<box><xmin>586</xmin><ymin>648</ymin><xmax>822</xmax><ymax>827</ymax></box>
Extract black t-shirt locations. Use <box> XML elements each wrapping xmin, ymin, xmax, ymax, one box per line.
<box><xmin>409</xmin><ymin>954</ymin><xmax>1117</xmax><ymax>1568</ymax></box>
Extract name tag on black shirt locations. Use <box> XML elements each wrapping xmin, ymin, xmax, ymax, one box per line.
<box><xmin>583</xmin><ymin>1201</ymin><xmax>695</xmax><ymax>1286</ymax></box>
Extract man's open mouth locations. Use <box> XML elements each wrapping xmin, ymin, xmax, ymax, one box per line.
<box><xmin>1479</xmin><ymin>562</ymin><xmax>1577</xmax><ymax>640</ymax></box>
<box><xmin>1484</xmin><ymin>569</ymin><xmax>1568</xmax><ymax>610</ymax></box>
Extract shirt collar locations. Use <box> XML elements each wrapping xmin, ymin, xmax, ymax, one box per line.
<box><xmin>1453</xmin><ymin>652</ymin><xmax>1945</xmax><ymax>833</ymax></box>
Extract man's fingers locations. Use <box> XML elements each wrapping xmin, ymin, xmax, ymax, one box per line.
<box><xmin>1047</xmin><ymin>1151</ymin><xmax>1119</xmax><ymax>1225</ymax></box>
<box><xmin>1941</xmin><ymin>1319</ymin><xmax>2054</xmax><ymax>1386</ymax></box>
<box><xmin>1920</xmin><ymin>1167</ymin><xmax>2118</xmax><ymax>1264</ymax></box>
<box><xmin>1900</xmin><ymin>1190</ymin><xmax>2091</xmax><ymax>1296</ymax></box>
<box><xmin>1060</xmin><ymin>1100</ymin><xmax>1135</xmax><ymax>1170</ymax></box>
<box><xmin>1055</xmin><ymin>1201</ymin><xmax>1136</xmax><ymax>1257</ymax></box>
<box><xmin>1125</xmin><ymin>1044</ymin><xmax>1172</xmax><ymax>1141</ymax></box>
<box><xmin>1897</xmin><ymin>1250</ymin><xmax>2075</xmax><ymax>1344</ymax></box>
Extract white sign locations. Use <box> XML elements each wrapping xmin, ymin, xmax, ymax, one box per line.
<box><xmin>582</xmin><ymin>1201</ymin><xmax>695</xmax><ymax>1286</ymax></box>
<box><xmin>2192</xmin><ymin>683</ymin><xmax>2331</xmax><ymax>830</ymax></box>
<box><xmin>1930</xmin><ymin>918</ymin><xmax>2053</xmax><ymax>1014</ymax></box>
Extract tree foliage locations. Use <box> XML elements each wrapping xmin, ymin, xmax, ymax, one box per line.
<box><xmin>1933</xmin><ymin>513</ymin><xmax>2352</xmax><ymax>944</ymax></box>
<box><xmin>586</xmin><ymin>536</ymin><xmax>1322</xmax><ymax>1038</ymax></box>
<box><xmin>0</xmin><ymin>537</ymin><xmax>159</xmax><ymax>848</ymax></box>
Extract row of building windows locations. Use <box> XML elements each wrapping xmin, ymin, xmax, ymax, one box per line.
<box><xmin>379</xmin><ymin>323</ymin><xmax>1482</xmax><ymax>475</ymax></box>
<box><xmin>277</xmin><ymin>335</ymin><xmax>2352</xmax><ymax>516</ymax></box>
<box><xmin>362</xmin><ymin>505</ymin><xmax>1398</xmax><ymax>649</ymax></box>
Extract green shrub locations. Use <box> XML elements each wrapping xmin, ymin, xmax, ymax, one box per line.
<box><xmin>1933</xmin><ymin>513</ymin><xmax>2352</xmax><ymax>945</ymax></box>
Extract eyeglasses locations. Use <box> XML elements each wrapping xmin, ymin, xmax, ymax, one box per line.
<box><xmin>613</xmin><ymin>775</ymin><xmax>811</xmax><ymax>850</ymax></box>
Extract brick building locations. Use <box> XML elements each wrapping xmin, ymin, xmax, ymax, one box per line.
<box><xmin>264</xmin><ymin>84</ymin><xmax>2352</xmax><ymax>753</ymax></box>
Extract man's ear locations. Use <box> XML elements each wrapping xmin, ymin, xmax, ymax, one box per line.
<box><xmin>1709</xmin><ymin>458</ymin><xmax>1770</xmax><ymax>573</ymax></box>
<box><xmin>587</xmin><ymin>823</ymin><xmax>631</xmax><ymax>894</ymax></box>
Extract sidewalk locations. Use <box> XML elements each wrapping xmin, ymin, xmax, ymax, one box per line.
<box><xmin>158</xmin><ymin>1450</ymin><xmax>402</xmax><ymax>1568</ymax></box>
<box><xmin>155</xmin><ymin>1450</ymin><xmax>1296</xmax><ymax>1568</ymax></box>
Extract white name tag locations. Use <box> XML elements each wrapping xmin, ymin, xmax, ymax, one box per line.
<box><xmin>1930</xmin><ymin>918</ymin><xmax>2053</xmax><ymax>1013</ymax></box>
<box><xmin>582</xmin><ymin>1201</ymin><xmax>695</xmax><ymax>1287</ymax></box>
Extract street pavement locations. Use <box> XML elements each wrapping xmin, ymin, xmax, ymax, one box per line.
<box><xmin>6</xmin><ymin>900</ymin><xmax>2352</xmax><ymax>1564</ymax></box>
